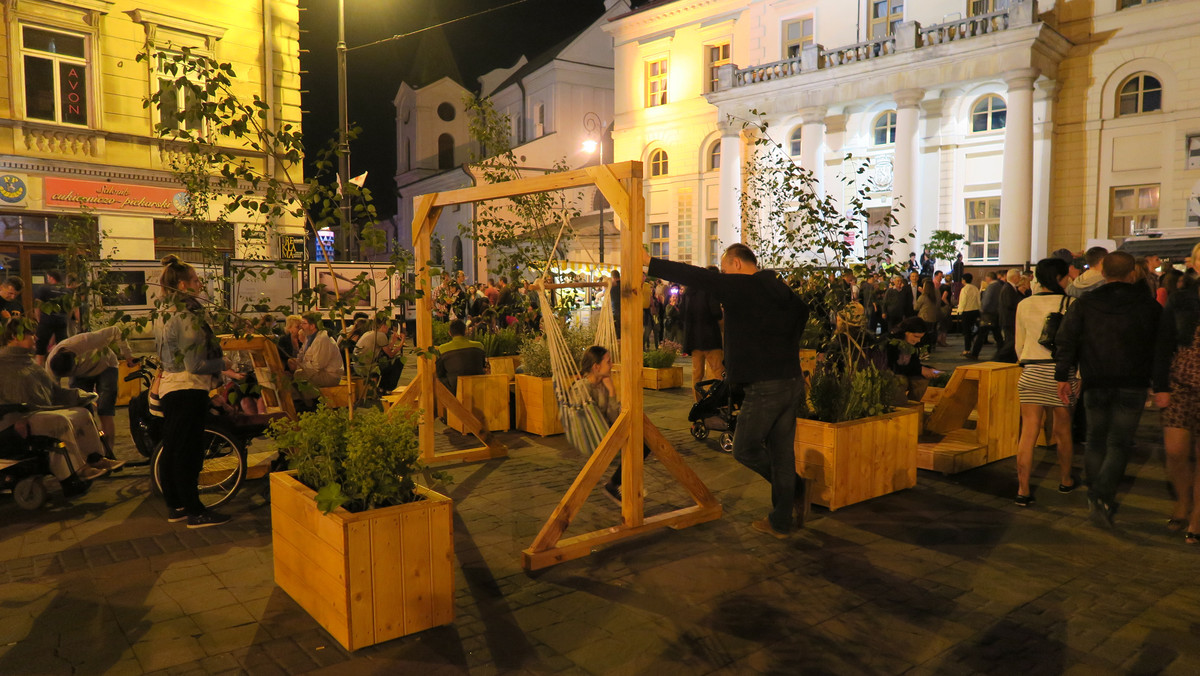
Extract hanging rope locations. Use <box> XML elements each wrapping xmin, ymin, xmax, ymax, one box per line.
<box><xmin>536</xmin><ymin>287</ymin><xmax>610</xmax><ymax>455</ymax></box>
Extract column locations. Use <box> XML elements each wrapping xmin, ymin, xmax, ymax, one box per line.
<box><xmin>717</xmin><ymin>122</ymin><xmax>743</xmax><ymax>246</ymax></box>
<box><xmin>798</xmin><ymin>106</ymin><xmax>827</xmax><ymax>193</ymax></box>
<box><xmin>999</xmin><ymin>68</ymin><xmax>1038</xmax><ymax>265</ymax></box>
<box><xmin>891</xmin><ymin>88</ymin><xmax>924</xmax><ymax>261</ymax></box>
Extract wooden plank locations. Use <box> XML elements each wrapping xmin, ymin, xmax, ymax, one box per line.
<box><xmin>529</xmin><ymin>414</ymin><xmax>629</xmax><ymax>552</ymax></box>
<box><xmin>272</xmin><ymin>529</ymin><xmax>351</xmax><ymax>648</ymax></box>
<box><xmin>269</xmin><ymin>474</ymin><xmax>347</xmax><ymax>551</ymax></box>
<box><xmin>587</xmin><ymin>164</ymin><xmax>632</xmax><ymax>228</ymax></box>
<box><xmin>620</xmin><ymin>172</ymin><xmax>645</xmax><ymax>530</ymax></box>
<box><xmin>430</xmin><ymin>161</ymin><xmax>642</xmax><ymax>207</ymax></box>
<box><xmin>271</xmin><ymin>504</ymin><xmax>348</xmax><ymax>587</ymax></box>
<box><xmin>428</xmin><ymin>501</ymin><xmax>455</xmax><ymax>627</ymax></box>
<box><xmin>514</xmin><ymin>374</ymin><xmax>563</xmax><ymax>436</ymax></box>
<box><xmin>410</xmin><ymin>193</ymin><xmax>441</xmax><ymax>244</ymax></box>
<box><xmin>522</xmin><ymin>504</ymin><xmax>722</xmax><ymax>571</ymax></box>
<box><xmin>642</xmin><ymin>416</ymin><xmax>720</xmax><ymax>508</ymax></box>
<box><xmin>398</xmin><ymin>510</ymin><xmax>434</xmax><ymax>637</ymax></box>
<box><xmin>345</xmin><ymin>521</ymin><xmax>373</xmax><ymax>651</ymax></box>
<box><xmin>368</xmin><ymin>513</ymin><xmax>404</xmax><ymax>642</ymax></box>
<box><xmin>448</xmin><ymin>374</ymin><xmax>509</xmax><ymax>434</ymax></box>
<box><xmin>428</xmin><ymin>445</ymin><xmax>507</xmax><ymax>465</ymax></box>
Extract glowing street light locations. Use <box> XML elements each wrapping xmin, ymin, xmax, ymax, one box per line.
<box><xmin>582</xmin><ymin>112</ymin><xmax>607</xmax><ymax>263</ymax></box>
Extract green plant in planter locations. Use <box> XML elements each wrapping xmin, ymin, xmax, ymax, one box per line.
<box><xmin>480</xmin><ymin>327</ymin><xmax>520</xmax><ymax>357</ymax></box>
<box><xmin>518</xmin><ymin>321</ymin><xmax>592</xmax><ymax>378</ymax></box>
<box><xmin>643</xmin><ymin>339</ymin><xmax>681</xmax><ymax>369</ymax></box>
<box><xmin>432</xmin><ymin>320</ymin><xmax>451</xmax><ymax>347</ymax></box>
<box><xmin>269</xmin><ymin>406</ymin><xmax>445</xmax><ymax>514</ymax></box>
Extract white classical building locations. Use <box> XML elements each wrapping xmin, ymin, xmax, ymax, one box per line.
<box><xmin>605</xmin><ymin>0</ymin><xmax>1200</xmax><ymax>269</ymax></box>
<box><xmin>393</xmin><ymin>5</ymin><xmax>622</xmax><ymax>282</ymax></box>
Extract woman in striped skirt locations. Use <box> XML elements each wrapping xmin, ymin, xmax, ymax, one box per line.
<box><xmin>1013</xmin><ymin>258</ymin><xmax>1078</xmax><ymax>506</ymax></box>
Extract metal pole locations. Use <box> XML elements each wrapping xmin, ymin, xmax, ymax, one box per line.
<box><xmin>598</xmin><ymin>134</ymin><xmax>605</xmax><ymax>265</ymax></box>
<box><xmin>337</xmin><ymin>0</ymin><xmax>353</xmax><ymax>259</ymax></box>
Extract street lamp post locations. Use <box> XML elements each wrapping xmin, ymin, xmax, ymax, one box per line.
<box><xmin>336</xmin><ymin>0</ymin><xmax>354</xmax><ymax>259</ymax></box>
<box><xmin>582</xmin><ymin>112</ymin><xmax>606</xmax><ymax>264</ymax></box>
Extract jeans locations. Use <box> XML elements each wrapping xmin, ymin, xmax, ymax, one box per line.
<box><xmin>960</xmin><ymin>310</ymin><xmax>980</xmax><ymax>350</ymax></box>
<box><xmin>732</xmin><ymin>377</ymin><xmax>803</xmax><ymax>532</ymax></box>
<box><xmin>160</xmin><ymin>389</ymin><xmax>211</xmax><ymax>515</ymax></box>
<box><xmin>1082</xmin><ymin>387</ymin><xmax>1147</xmax><ymax>504</ymax></box>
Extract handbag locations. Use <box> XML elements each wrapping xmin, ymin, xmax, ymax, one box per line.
<box><xmin>1037</xmin><ymin>295</ymin><xmax>1070</xmax><ymax>354</ymax></box>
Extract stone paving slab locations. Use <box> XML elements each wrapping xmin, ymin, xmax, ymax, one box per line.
<box><xmin>1</xmin><ymin>351</ymin><xmax>1198</xmax><ymax>674</ymax></box>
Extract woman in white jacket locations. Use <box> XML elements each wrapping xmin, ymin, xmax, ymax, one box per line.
<box><xmin>1013</xmin><ymin>258</ymin><xmax>1078</xmax><ymax>506</ymax></box>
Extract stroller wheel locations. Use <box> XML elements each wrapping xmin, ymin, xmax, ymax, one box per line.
<box><xmin>718</xmin><ymin>432</ymin><xmax>735</xmax><ymax>454</ymax></box>
<box><xmin>14</xmin><ymin>476</ymin><xmax>48</xmax><ymax>510</ymax></box>
<box><xmin>690</xmin><ymin>421</ymin><xmax>709</xmax><ymax>441</ymax></box>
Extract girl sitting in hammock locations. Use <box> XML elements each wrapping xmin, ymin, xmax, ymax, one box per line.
<box><xmin>572</xmin><ymin>345</ymin><xmax>650</xmax><ymax>504</ymax></box>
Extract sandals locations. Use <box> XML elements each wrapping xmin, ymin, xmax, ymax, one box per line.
<box><xmin>1014</xmin><ymin>494</ymin><xmax>1035</xmax><ymax>507</ymax></box>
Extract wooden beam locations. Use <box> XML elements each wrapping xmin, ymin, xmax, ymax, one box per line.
<box><xmin>432</xmin><ymin>161</ymin><xmax>642</xmax><ymax>208</ymax></box>
<box><xmin>411</xmin><ymin>193</ymin><xmax>442</xmax><ymax>245</ymax></box>
<box><xmin>588</xmin><ymin>164</ymin><xmax>632</xmax><ymax>229</ymax></box>
<box><xmin>528</xmin><ymin>414</ymin><xmax>629</xmax><ymax>552</ymax></box>
<box><xmin>522</xmin><ymin>504</ymin><xmax>722</xmax><ymax>571</ymax></box>
<box><xmin>619</xmin><ymin>173</ymin><xmax>646</xmax><ymax>528</ymax></box>
<box><xmin>643</xmin><ymin>416</ymin><xmax>720</xmax><ymax>509</ymax></box>
<box><xmin>427</xmin><ymin>445</ymin><xmax>507</xmax><ymax>466</ymax></box>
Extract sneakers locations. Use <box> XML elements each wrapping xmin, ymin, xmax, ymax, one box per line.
<box><xmin>750</xmin><ymin>517</ymin><xmax>788</xmax><ymax>540</ymax></box>
<box><xmin>1088</xmin><ymin>497</ymin><xmax>1115</xmax><ymax>529</ymax></box>
<box><xmin>77</xmin><ymin>465</ymin><xmax>109</xmax><ymax>481</ymax></box>
<box><xmin>601</xmin><ymin>482</ymin><xmax>622</xmax><ymax>506</ymax></box>
<box><xmin>91</xmin><ymin>457</ymin><xmax>126</xmax><ymax>473</ymax></box>
<box><xmin>167</xmin><ymin>507</ymin><xmax>189</xmax><ymax>523</ymax></box>
<box><xmin>186</xmin><ymin>511</ymin><xmax>231</xmax><ymax>529</ymax></box>
<box><xmin>793</xmin><ymin>478</ymin><xmax>811</xmax><ymax>528</ymax></box>
<box><xmin>1014</xmin><ymin>494</ymin><xmax>1035</xmax><ymax>507</ymax></box>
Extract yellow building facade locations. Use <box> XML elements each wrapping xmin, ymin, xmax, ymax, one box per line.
<box><xmin>0</xmin><ymin>0</ymin><xmax>302</xmax><ymax>307</ymax></box>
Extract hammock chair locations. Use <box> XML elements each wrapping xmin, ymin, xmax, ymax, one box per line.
<box><xmin>534</xmin><ymin>284</ymin><xmax>622</xmax><ymax>456</ymax></box>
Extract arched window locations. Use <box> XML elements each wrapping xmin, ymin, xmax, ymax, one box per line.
<box><xmin>789</xmin><ymin>127</ymin><xmax>803</xmax><ymax>156</ymax></box>
<box><xmin>650</xmin><ymin>149</ymin><xmax>669</xmax><ymax>177</ymax></box>
<box><xmin>872</xmin><ymin>111</ymin><xmax>897</xmax><ymax>146</ymax></box>
<box><xmin>437</xmin><ymin>102</ymin><xmax>455</xmax><ymax>122</ymax></box>
<box><xmin>452</xmin><ymin>236</ymin><xmax>463</xmax><ymax>272</ymax></box>
<box><xmin>708</xmin><ymin>141</ymin><xmax>721</xmax><ymax>171</ymax></box>
<box><xmin>438</xmin><ymin>133</ymin><xmax>454</xmax><ymax>170</ymax></box>
<box><xmin>971</xmin><ymin>94</ymin><xmax>1007</xmax><ymax>132</ymax></box>
<box><xmin>534</xmin><ymin>103</ymin><xmax>545</xmax><ymax>137</ymax></box>
<box><xmin>1118</xmin><ymin>73</ymin><xmax>1162</xmax><ymax>116</ymax></box>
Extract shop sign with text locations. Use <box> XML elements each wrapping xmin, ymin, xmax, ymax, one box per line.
<box><xmin>45</xmin><ymin>178</ymin><xmax>186</xmax><ymax>214</ymax></box>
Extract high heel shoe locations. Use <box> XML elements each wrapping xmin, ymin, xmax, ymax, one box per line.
<box><xmin>1167</xmin><ymin>518</ymin><xmax>1187</xmax><ymax>532</ymax></box>
<box><xmin>1186</xmin><ymin>532</ymin><xmax>1199</xmax><ymax>545</ymax></box>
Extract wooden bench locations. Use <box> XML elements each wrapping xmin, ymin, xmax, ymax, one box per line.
<box><xmin>917</xmin><ymin>362</ymin><xmax>1020</xmax><ymax>474</ymax></box>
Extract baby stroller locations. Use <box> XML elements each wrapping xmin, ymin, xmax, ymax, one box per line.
<box><xmin>688</xmin><ymin>375</ymin><xmax>741</xmax><ymax>453</ymax></box>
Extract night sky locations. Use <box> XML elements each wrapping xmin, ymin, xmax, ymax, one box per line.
<box><xmin>299</xmin><ymin>0</ymin><xmax>608</xmax><ymax>221</ymax></box>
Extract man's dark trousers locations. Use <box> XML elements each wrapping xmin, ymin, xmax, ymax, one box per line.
<box><xmin>732</xmin><ymin>377</ymin><xmax>803</xmax><ymax>533</ymax></box>
<box><xmin>1082</xmin><ymin>387</ymin><xmax>1146</xmax><ymax>506</ymax></box>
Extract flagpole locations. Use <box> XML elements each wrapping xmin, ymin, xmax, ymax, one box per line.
<box><xmin>337</xmin><ymin>0</ymin><xmax>354</xmax><ymax>260</ymax></box>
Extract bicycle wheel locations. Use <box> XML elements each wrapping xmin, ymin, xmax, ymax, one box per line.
<box><xmin>151</xmin><ymin>424</ymin><xmax>247</xmax><ymax>511</ymax></box>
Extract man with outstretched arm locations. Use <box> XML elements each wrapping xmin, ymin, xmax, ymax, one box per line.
<box><xmin>644</xmin><ymin>244</ymin><xmax>810</xmax><ymax>538</ymax></box>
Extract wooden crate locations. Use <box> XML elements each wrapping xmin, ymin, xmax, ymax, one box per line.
<box><xmin>514</xmin><ymin>374</ymin><xmax>563</xmax><ymax>436</ymax></box>
<box><xmin>320</xmin><ymin>378</ymin><xmax>365</xmax><ymax>409</ymax></box>
<box><xmin>642</xmin><ymin>365</ymin><xmax>683</xmax><ymax>390</ymax></box>
<box><xmin>918</xmin><ymin>362</ymin><xmax>1020</xmax><ymax>473</ymax></box>
<box><xmin>447</xmin><ymin>373</ymin><xmax>510</xmax><ymax>434</ymax></box>
<box><xmin>116</xmin><ymin>361</ymin><xmax>141</xmax><ymax>406</ymax></box>
<box><xmin>794</xmin><ymin>407</ymin><xmax>920</xmax><ymax>511</ymax></box>
<box><xmin>487</xmin><ymin>355</ymin><xmax>521</xmax><ymax>381</ymax></box>
<box><xmin>270</xmin><ymin>472</ymin><xmax>454</xmax><ymax>651</ymax></box>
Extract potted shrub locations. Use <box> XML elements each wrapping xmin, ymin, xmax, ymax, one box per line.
<box><xmin>481</xmin><ymin>326</ymin><xmax>522</xmax><ymax>378</ymax></box>
<box><xmin>642</xmin><ymin>339</ymin><xmax>683</xmax><ymax>390</ymax></box>
<box><xmin>268</xmin><ymin>406</ymin><xmax>453</xmax><ymax>650</ymax></box>
<box><xmin>736</xmin><ymin>113</ymin><xmax>922</xmax><ymax>512</ymax></box>
<box><xmin>514</xmin><ymin>322</ymin><xmax>591</xmax><ymax>435</ymax></box>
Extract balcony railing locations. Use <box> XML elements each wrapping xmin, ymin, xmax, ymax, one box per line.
<box><xmin>721</xmin><ymin>0</ymin><xmax>1037</xmax><ymax>91</ymax></box>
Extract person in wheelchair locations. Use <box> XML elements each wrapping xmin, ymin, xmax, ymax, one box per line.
<box><xmin>0</xmin><ymin>316</ymin><xmax>122</xmax><ymax>484</ymax></box>
<box><xmin>46</xmin><ymin>322</ymin><xmax>134</xmax><ymax>460</ymax></box>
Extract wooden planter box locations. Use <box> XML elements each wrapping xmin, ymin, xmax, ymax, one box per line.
<box><xmin>794</xmin><ymin>407</ymin><xmax>920</xmax><ymax>511</ymax></box>
<box><xmin>641</xmin><ymin>365</ymin><xmax>683</xmax><ymax>390</ymax></box>
<box><xmin>514</xmin><ymin>374</ymin><xmax>563</xmax><ymax>436</ymax></box>
<box><xmin>447</xmin><ymin>373</ymin><xmax>510</xmax><ymax>434</ymax></box>
<box><xmin>487</xmin><ymin>355</ymin><xmax>521</xmax><ymax>381</ymax></box>
<box><xmin>270</xmin><ymin>472</ymin><xmax>454</xmax><ymax>651</ymax></box>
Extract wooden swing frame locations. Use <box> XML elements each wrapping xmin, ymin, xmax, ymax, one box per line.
<box><xmin>407</xmin><ymin>160</ymin><xmax>722</xmax><ymax>570</ymax></box>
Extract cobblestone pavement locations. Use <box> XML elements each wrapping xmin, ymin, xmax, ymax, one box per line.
<box><xmin>1</xmin><ymin>348</ymin><xmax>1198</xmax><ymax>675</ymax></box>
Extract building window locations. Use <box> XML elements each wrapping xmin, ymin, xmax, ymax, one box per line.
<box><xmin>783</xmin><ymin>17</ymin><xmax>814</xmax><ymax>59</ymax></box>
<box><xmin>677</xmin><ymin>188</ymin><xmax>693</xmax><ymax>263</ymax></box>
<box><xmin>437</xmin><ymin>102</ymin><xmax>455</xmax><ymax>122</ymax></box>
<box><xmin>869</xmin><ymin>0</ymin><xmax>904</xmax><ymax>39</ymax></box>
<box><xmin>21</xmin><ymin>25</ymin><xmax>89</xmax><ymax>126</ymax></box>
<box><xmin>707</xmin><ymin>218</ymin><xmax>719</xmax><ymax>264</ymax></box>
<box><xmin>965</xmin><ymin>198</ymin><xmax>1000</xmax><ymax>262</ymax></box>
<box><xmin>156</xmin><ymin>51</ymin><xmax>205</xmax><ymax>134</ymax></box>
<box><xmin>534</xmin><ymin>103</ymin><xmax>545</xmax><ymax>137</ymax></box>
<box><xmin>650</xmin><ymin>223</ymin><xmax>670</xmax><ymax>258</ymax></box>
<box><xmin>154</xmin><ymin>220</ymin><xmax>235</xmax><ymax>264</ymax></box>
<box><xmin>971</xmin><ymin>95</ymin><xmax>1007</xmax><ymax>133</ymax></box>
<box><xmin>1188</xmin><ymin>135</ymin><xmax>1200</xmax><ymax>171</ymax></box>
<box><xmin>1118</xmin><ymin>73</ymin><xmax>1162</xmax><ymax>116</ymax></box>
<box><xmin>650</xmin><ymin>149</ymin><xmax>669</xmax><ymax>177</ymax></box>
<box><xmin>708</xmin><ymin>142</ymin><xmax>721</xmax><ymax>171</ymax></box>
<box><xmin>789</xmin><ymin>127</ymin><xmax>803</xmax><ymax>156</ymax></box>
<box><xmin>969</xmin><ymin>0</ymin><xmax>1009</xmax><ymax>15</ymax></box>
<box><xmin>1110</xmin><ymin>184</ymin><xmax>1159</xmax><ymax>238</ymax></box>
<box><xmin>438</xmin><ymin>134</ymin><xmax>454</xmax><ymax>170</ymax></box>
<box><xmin>1118</xmin><ymin>0</ymin><xmax>1164</xmax><ymax>8</ymax></box>
<box><xmin>706</xmin><ymin>43</ymin><xmax>730</xmax><ymax>93</ymax></box>
<box><xmin>873</xmin><ymin>111</ymin><xmax>897</xmax><ymax>146</ymax></box>
<box><xmin>646</xmin><ymin>58</ymin><xmax>668</xmax><ymax>108</ymax></box>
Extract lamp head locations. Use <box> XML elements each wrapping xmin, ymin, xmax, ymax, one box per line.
<box><xmin>581</xmin><ymin>139</ymin><xmax>598</xmax><ymax>154</ymax></box>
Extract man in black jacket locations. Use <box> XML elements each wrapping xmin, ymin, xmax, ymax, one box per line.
<box><xmin>1055</xmin><ymin>251</ymin><xmax>1160</xmax><ymax>527</ymax></box>
<box><xmin>646</xmin><ymin>244</ymin><xmax>809</xmax><ymax>538</ymax></box>
<box><xmin>881</xmin><ymin>276</ymin><xmax>911</xmax><ymax>332</ymax></box>
<box><xmin>995</xmin><ymin>269</ymin><xmax>1022</xmax><ymax>363</ymax></box>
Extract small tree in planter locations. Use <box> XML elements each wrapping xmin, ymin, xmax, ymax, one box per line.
<box><xmin>267</xmin><ymin>407</ymin><xmax>453</xmax><ymax>649</ymax></box>
<box><xmin>736</xmin><ymin>112</ymin><xmax>920</xmax><ymax>510</ymax></box>
<box><xmin>924</xmin><ymin>229</ymin><xmax>967</xmax><ymax>272</ymax></box>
